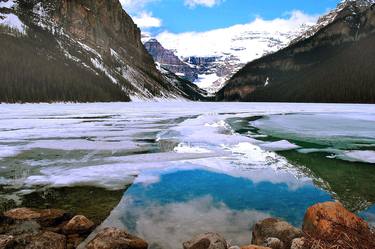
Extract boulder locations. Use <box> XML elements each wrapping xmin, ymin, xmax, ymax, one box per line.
<box><xmin>86</xmin><ymin>227</ymin><xmax>148</xmax><ymax>249</ymax></box>
<box><xmin>67</xmin><ymin>234</ymin><xmax>85</xmax><ymax>249</ymax></box>
<box><xmin>0</xmin><ymin>235</ymin><xmax>15</xmax><ymax>249</ymax></box>
<box><xmin>25</xmin><ymin>231</ymin><xmax>66</xmax><ymax>249</ymax></box>
<box><xmin>241</xmin><ymin>246</ymin><xmax>271</xmax><ymax>249</ymax></box>
<box><xmin>290</xmin><ymin>238</ymin><xmax>305</xmax><ymax>249</ymax></box>
<box><xmin>251</xmin><ymin>218</ymin><xmax>302</xmax><ymax>249</ymax></box>
<box><xmin>62</xmin><ymin>215</ymin><xmax>94</xmax><ymax>235</ymax></box>
<box><xmin>3</xmin><ymin>208</ymin><xmax>68</xmax><ymax>226</ymax></box>
<box><xmin>183</xmin><ymin>232</ymin><xmax>228</xmax><ymax>249</ymax></box>
<box><xmin>263</xmin><ymin>237</ymin><xmax>284</xmax><ymax>249</ymax></box>
<box><xmin>3</xmin><ymin>208</ymin><xmax>41</xmax><ymax>220</ymax></box>
<box><xmin>303</xmin><ymin>202</ymin><xmax>369</xmax><ymax>237</ymax></box>
<box><xmin>228</xmin><ymin>246</ymin><xmax>241</xmax><ymax>249</ymax></box>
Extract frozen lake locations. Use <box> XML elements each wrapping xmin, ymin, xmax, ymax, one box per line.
<box><xmin>0</xmin><ymin>102</ymin><xmax>374</xmax><ymax>248</ymax></box>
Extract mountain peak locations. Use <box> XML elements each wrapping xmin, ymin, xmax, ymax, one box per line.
<box><xmin>0</xmin><ymin>0</ymin><xmax>205</xmax><ymax>102</ymax></box>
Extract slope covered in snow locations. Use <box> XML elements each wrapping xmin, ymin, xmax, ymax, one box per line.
<box><xmin>155</xmin><ymin>11</ymin><xmax>317</xmax><ymax>94</ymax></box>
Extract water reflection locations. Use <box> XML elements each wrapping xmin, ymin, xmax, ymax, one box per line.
<box><xmin>98</xmin><ymin>169</ymin><xmax>331</xmax><ymax>249</ymax></box>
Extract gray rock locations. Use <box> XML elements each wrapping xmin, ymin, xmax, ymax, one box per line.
<box><xmin>252</xmin><ymin>218</ymin><xmax>302</xmax><ymax>249</ymax></box>
<box><xmin>263</xmin><ymin>237</ymin><xmax>284</xmax><ymax>249</ymax></box>
<box><xmin>228</xmin><ymin>246</ymin><xmax>241</xmax><ymax>249</ymax></box>
<box><xmin>183</xmin><ymin>232</ymin><xmax>228</xmax><ymax>249</ymax></box>
<box><xmin>290</xmin><ymin>238</ymin><xmax>305</xmax><ymax>249</ymax></box>
<box><xmin>25</xmin><ymin>231</ymin><xmax>66</xmax><ymax>249</ymax></box>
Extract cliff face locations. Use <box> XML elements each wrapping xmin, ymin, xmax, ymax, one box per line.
<box><xmin>0</xmin><ymin>0</ymin><xmax>204</xmax><ymax>102</ymax></box>
<box><xmin>144</xmin><ymin>39</ymin><xmax>198</xmax><ymax>82</ymax></box>
<box><xmin>217</xmin><ymin>0</ymin><xmax>375</xmax><ymax>103</ymax></box>
<box><xmin>55</xmin><ymin>0</ymin><xmax>155</xmax><ymax>74</ymax></box>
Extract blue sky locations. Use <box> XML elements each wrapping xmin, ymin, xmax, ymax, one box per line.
<box><xmin>121</xmin><ymin>0</ymin><xmax>341</xmax><ymax>34</ymax></box>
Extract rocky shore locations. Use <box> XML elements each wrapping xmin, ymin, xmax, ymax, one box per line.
<box><xmin>0</xmin><ymin>201</ymin><xmax>374</xmax><ymax>249</ymax></box>
<box><xmin>182</xmin><ymin>202</ymin><xmax>375</xmax><ymax>249</ymax></box>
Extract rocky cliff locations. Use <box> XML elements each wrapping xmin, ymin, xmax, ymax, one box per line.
<box><xmin>217</xmin><ymin>0</ymin><xmax>375</xmax><ymax>103</ymax></box>
<box><xmin>0</xmin><ymin>0</ymin><xmax>204</xmax><ymax>102</ymax></box>
<box><xmin>144</xmin><ymin>39</ymin><xmax>198</xmax><ymax>82</ymax></box>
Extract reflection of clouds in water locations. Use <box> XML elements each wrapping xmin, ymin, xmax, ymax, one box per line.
<box><xmin>99</xmin><ymin>196</ymin><xmax>270</xmax><ymax>249</ymax></box>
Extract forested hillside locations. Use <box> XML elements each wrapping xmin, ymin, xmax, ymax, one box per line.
<box><xmin>217</xmin><ymin>1</ymin><xmax>375</xmax><ymax>103</ymax></box>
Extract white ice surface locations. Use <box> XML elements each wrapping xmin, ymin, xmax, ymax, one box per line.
<box><xmin>0</xmin><ymin>102</ymin><xmax>374</xmax><ymax>191</ymax></box>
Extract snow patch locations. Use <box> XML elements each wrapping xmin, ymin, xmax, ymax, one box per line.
<box><xmin>259</xmin><ymin>140</ymin><xmax>300</xmax><ymax>152</ymax></box>
<box><xmin>91</xmin><ymin>57</ymin><xmax>118</xmax><ymax>84</ymax></box>
<box><xmin>174</xmin><ymin>143</ymin><xmax>212</xmax><ymax>154</ymax></box>
<box><xmin>0</xmin><ymin>0</ymin><xmax>15</xmax><ymax>9</ymax></box>
<box><xmin>337</xmin><ymin>150</ymin><xmax>375</xmax><ymax>164</ymax></box>
<box><xmin>0</xmin><ymin>13</ymin><xmax>26</xmax><ymax>34</ymax></box>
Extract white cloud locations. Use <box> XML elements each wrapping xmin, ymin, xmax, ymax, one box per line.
<box><xmin>184</xmin><ymin>0</ymin><xmax>223</xmax><ymax>8</ymax></box>
<box><xmin>132</xmin><ymin>11</ymin><xmax>162</xmax><ymax>28</ymax></box>
<box><xmin>99</xmin><ymin>196</ymin><xmax>271</xmax><ymax>249</ymax></box>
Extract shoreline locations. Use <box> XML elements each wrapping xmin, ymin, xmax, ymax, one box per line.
<box><xmin>1</xmin><ymin>201</ymin><xmax>374</xmax><ymax>249</ymax></box>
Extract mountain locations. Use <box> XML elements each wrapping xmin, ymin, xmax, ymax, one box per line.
<box><xmin>0</xmin><ymin>0</ymin><xmax>204</xmax><ymax>103</ymax></box>
<box><xmin>155</xmin><ymin>12</ymin><xmax>315</xmax><ymax>94</ymax></box>
<box><xmin>144</xmin><ymin>39</ymin><xmax>198</xmax><ymax>83</ymax></box>
<box><xmin>217</xmin><ymin>0</ymin><xmax>375</xmax><ymax>103</ymax></box>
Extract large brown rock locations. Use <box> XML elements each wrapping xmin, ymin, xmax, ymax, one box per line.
<box><xmin>251</xmin><ymin>218</ymin><xmax>302</xmax><ymax>249</ymax></box>
<box><xmin>62</xmin><ymin>215</ymin><xmax>94</xmax><ymax>235</ymax></box>
<box><xmin>3</xmin><ymin>208</ymin><xmax>68</xmax><ymax>226</ymax></box>
<box><xmin>85</xmin><ymin>227</ymin><xmax>148</xmax><ymax>249</ymax></box>
<box><xmin>303</xmin><ymin>201</ymin><xmax>369</xmax><ymax>237</ymax></box>
<box><xmin>26</xmin><ymin>231</ymin><xmax>66</xmax><ymax>249</ymax></box>
<box><xmin>183</xmin><ymin>232</ymin><xmax>228</xmax><ymax>249</ymax></box>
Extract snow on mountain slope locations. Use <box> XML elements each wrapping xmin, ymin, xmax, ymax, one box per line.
<box><xmin>0</xmin><ymin>0</ymin><xmax>205</xmax><ymax>102</ymax></box>
<box><xmin>155</xmin><ymin>11</ymin><xmax>317</xmax><ymax>94</ymax></box>
<box><xmin>0</xmin><ymin>0</ymin><xmax>25</xmax><ymax>33</ymax></box>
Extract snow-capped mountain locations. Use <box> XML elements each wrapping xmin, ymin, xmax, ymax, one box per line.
<box><xmin>217</xmin><ymin>0</ymin><xmax>375</xmax><ymax>103</ymax></box>
<box><xmin>0</xmin><ymin>0</ymin><xmax>204</xmax><ymax>102</ymax></box>
<box><xmin>144</xmin><ymin>39</ymin><xmax>198</xmax><ymax>82</ymax></box>
<box><xmin>152</xmin><ymin>11</ymin><xmax>316</xmax><ymax>94</ymax></box>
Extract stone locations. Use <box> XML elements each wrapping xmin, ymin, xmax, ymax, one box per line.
<box><xmin>3</xmin><ymin>208</ymin><xmax>68</xmax><ymax>226</ymax></box>
<box><xmin>252</xmin><ymin>218</ymin><xmax>302</xmax><ymax>249</ymax></box>
<box><xmin>228</xmin><ymin>246</ymin><xmax>241</xmax><ymax>249</ymax></box>
<box><xmin>241</xmin><ymin>246</ymin><xmax>271</xmax><ymax>249</ymax></box>
<box><xmin>290</xmin><ymin>238</ymin><xmax>305</xmax><ymax>249</ymax></box>
<box><xmin>303</xmin><ymin>202</ymin><xmax>369</xmax><ymax>237</ymax></box>
<box><xmin>26</xmin><ymin>231</ymin><xmax>66</xmax><ymax>249</ymax></box>
<box><xmin>263</xmin><ymin>237</ymin><xmax>284</xmax><ymax>249</ymax></box>
<box><xmin>3</xmin><ymin>208</ymin><xmax>41</xmax><ymax>220</ymax></box>
<box><xmin>183</xmin><ymin>232</ymin><xmax>228</xmax><ymax>249</ymax></box>
<box><xmin>0</xmin><ymin>235</ymin><xmax>15</xmax><ymax>249</ymax></box>
<box><xmin>86</xmin><ymin>227</ymin><xmax>148</xmax><ymax>249</ymax></box>
<box><xmin>67</xmin><ymin>234</ymin><xmax>84</xmax><ymax>249</ymax></box>
<box><xmin>63</xmin><ymin>215</ymin><xmax>94</xmax><ymax>235</ymax></box>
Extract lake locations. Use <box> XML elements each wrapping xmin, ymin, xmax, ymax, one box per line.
<box><xmin>0</xmin><ymin>102</ymin><xmax>374</xmax><ymax>249</ymax></box>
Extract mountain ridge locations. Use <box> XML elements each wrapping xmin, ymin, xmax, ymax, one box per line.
<box><xmin>216</xmin><ymin>0</ymin><xmax>375</xmax><ymax>103</ymax></box>
<box><xmin>0</xmin><ymin>0</ymin><xmax>205</xmax><ymax>102</ymax></box>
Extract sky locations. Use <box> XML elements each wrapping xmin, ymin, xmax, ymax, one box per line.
<box><xmin>121</xmin><ymin>0</ymin><xmax>342</xmax><ymax>35</ymax></box>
